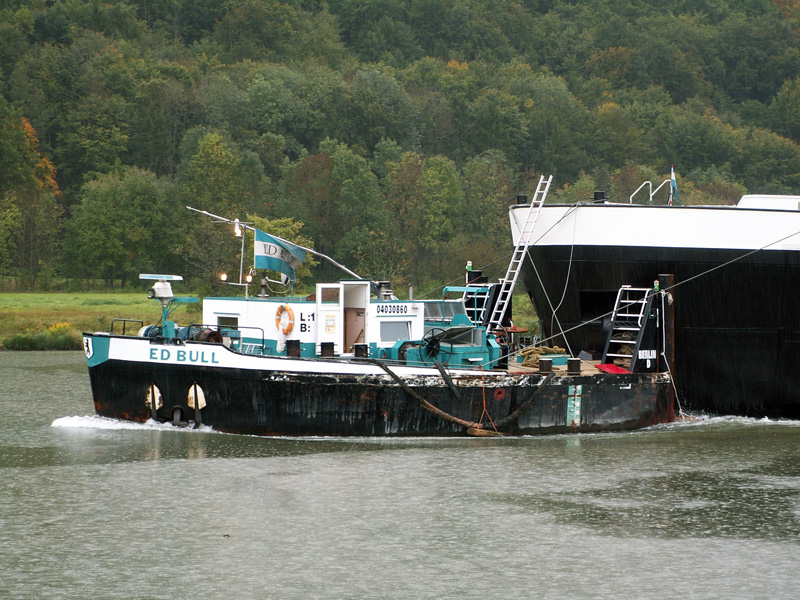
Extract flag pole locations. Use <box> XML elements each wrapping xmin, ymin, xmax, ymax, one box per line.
<box><xmin>186</xmin><ymin>206</ymin><xmax>364</xmax><ymax>280</ymax></box>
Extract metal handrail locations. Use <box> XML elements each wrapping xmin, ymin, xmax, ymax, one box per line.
<box><xmin>111</xmin><ymin>318</ymin><xmax>144</xmax><ymax>335</ymax></box>
<box><xmin>188</xmin><ymin>323</ymin><xmax>266</xmax><ymax>351</ymax></box>
<box><xmin>630</xmin><ymin>179</ymin><xmax>671</xmax><ymax>204</ymax></box>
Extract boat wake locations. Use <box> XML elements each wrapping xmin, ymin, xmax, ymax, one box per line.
<box><xmin>654</xmin><ymin>412</ymin><xmax>800</xmax><ymax>431</ymax></box>
<box><xmin>51</xmin><ymin>415</ymin><xmax>215</xmax><ymax>433</ymax></box>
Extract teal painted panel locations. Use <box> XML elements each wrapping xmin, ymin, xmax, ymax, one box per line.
<box><xmin>84</xmin><ymin>335</ymin><xmax>110</xmax><ymax>368</ymax></box>
<box><xmin>566</xmin><ymin>384</ymin><xmax>583</xmax><ymax>426</ymax></box>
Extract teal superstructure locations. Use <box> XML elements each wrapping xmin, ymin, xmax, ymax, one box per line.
<box><xmin>199</xmin><ymin>279</ymin><xmax>504</xmax><ymax>369</ymax></box>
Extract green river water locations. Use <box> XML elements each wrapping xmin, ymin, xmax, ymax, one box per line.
<box><xmin>1</xmin><ymin>351</ymin><xmax>799</xmax><ymax>599</ymax></box>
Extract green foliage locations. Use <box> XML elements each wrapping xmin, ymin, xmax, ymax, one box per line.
<box><xmin>343</xmin><ymin>68</ymin><xmax>421</xmax><ymax>151</ymax></box>
<box><xmin>771</xmin><ymin>77</ymin><xmax>800</xmax><ymax>143</ymax></box>
<box><xmin>1</xmin><ymin>319</ymin><xmax>80</xmax><ymax>350</ymax></box>
<box><xmin>2</xmin><ymin>0</ymin><xmax>800</xmax><ymax>295</ymax></box>
<box><xmin>0</xmin><ymin>95</ymin><xmax>36</xmax><ymax>191</ymax></box>
<box><xmin>213</xmin><ymin>1</ymin><xmax>347</xmax><ymax>67</ymax></box>
<box><xmin>247</xmin><ymin>63</ymin><xmax>345</xmax><ymax>156</ymax></box>
<box><xmin>57</xmin><ymin>93</ymin><xmax>131</xmax><ymax>186</ymax></box>
<box><xmin>384</xmin><ymin>151</ymin><xmax>465</xmax><ymax>286</ymax></box>
<box><xmin>0</xmin><ymin>196</ymin><xmax>21</xmax><ymax>274</ymax></box>
<box><xmin>130</xmin><ymin>76</ymin><xmax>193</xmax><ymax>175</ymax></box>
<box><xmin>63</xmin><ymin>167</ymin><xmax>181</xmax><ymax>286</ymax></box>
<box><xmin>182</xmin><ymin>131</ymin><xmax>240</xmax><ymax>211</ymax></box>
<box><xmin>0</xmin><ymin>100</ymin><xmax>61</xmax><ymax>286</ymax></box>
<box><xmin>3</xmin><ymin>329</ymin><xmax>81</xmax><ymax>351</ymax></box>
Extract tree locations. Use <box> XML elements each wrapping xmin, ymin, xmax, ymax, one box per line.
<box><xmin>682</xmin><ymin>166</ymin><xmax>747</xmax><ymax>205</ymax></box>
<box><xmin>384</xmin><ymin>152</ymin><xmax>462</xmax><ymax>286</ymax></box>
<box><xmin>733</xmin><ymin>127</ymin><xmax>800</xmax><ymax>192</ymax></box>
<box><xmin>130</xmin><ymin>77</ymin><xmax>193</xmax><ymax>176</ymax></box>
<box><xmin>459</xmin><ymin>149</ymin><xmax>514</xmax><ymax>240</ymax></box>
<box><xmin>213</xmin><ymin>1</ymin><xmax>346</xmax><ymax>67</ymax></box>
<box><xmin>609</xmin><ymin>163</ymin><xmax>662</xmax><ymax>204</ymax></box>
<box><xmin>498</xmin><ymin>64</ymin><xmax>592</xmax><ymax>180</ymax></box>
<box><xmin>0</xmin><ymin>100</ymin><xmax>61</xmax><ymax>287</ymax></box>
<box><xmin>342</xmin><ymin>68</ymin><xmax>421</xmax><ymax>152</ymax></box>
<box><xmin>328</xmin><ymin>0</ymin><xmax>422</xmax><ymax>65</ymax></box>
<box><xmin>457</xmin><ymin>150</ymin><xmax>515</xmax><ymax>278</ymax></box>
<box><xmin>370</xmin><ymin>137</ymin><xmax>404</xmax><ymax>186</ymax></box>
<box><xmin>181</xmin><ymin>130</ymin><xmax>268</xmax><ymax>215</ymax></box>
<box><xmin>247</xmin><ymin>64</ymin><xmax>345</xmax><ymax>157</ymax></box>
<box><xmin>57</xmin><ymin>93</ymin><xmax>131</xmax><ymax>192</ymax></box>
<box><xmin>279</xmin><ymin>151</ymin><xmax>338</xmax><ymax>270</ymax></box>
<box><xmin>592</xmin><ymin>101</ymin><xmax>650</xmax><ymax>170</ymax></box>
<box><xmin>771</xmin><ymin>77</ymin><xmax>800</xmax><ymax>144</ymax></box>
<box><xmin>654</xmin><ymin>103</ymin><xmax>739</xmax><ymax>174</ymax></box>
<box><xmin>278</xmin><ymin>140</ymin><xmax>388</xmax><ymax>278</ymax></box>
<box><xmin>552</xmin><ymin>172</ymin><xmax>600</xmax><ymax>204</ymax></box>
<box><xmin>322</xmin><ymin>139</ymin><xmax>388</xmax><ymax>270</ymax></box>
<box><xmin>464</xmin><ymin>88</ymin><xmax>527</xmax><ymax>163</ymax></box>
<box><xmin>713</xmin><ymin>13</ymin><xmax>800</xmax><ymax>103</ymax></box>
<box><xmin>63</xmin><ymin>167</ymin><xmax>181</xmax><ymax>287</ymax></box>
<box><xmin>0</xmin><ymin>7</ymin><xmax>33</xmax><ymax>84</ymax></box>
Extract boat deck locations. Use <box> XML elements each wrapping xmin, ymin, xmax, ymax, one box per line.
<box><xmin>508</xmin><ymin>359</ymin><xmax>606</xmax><ymax>376</ymax></box>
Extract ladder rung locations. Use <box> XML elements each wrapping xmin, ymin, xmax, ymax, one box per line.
<box><xmin>613</xmin><ymin>327</ymin><xmax>640</xmax><ymax>331</ymax></box>
<box><xmin>488</xmin><ymin>174</ymin><xmax>552</xmax><ymax>329</ymax></box>
<box><xmin>606</xmin><ymin>353</ymin><xmax>633</xmax><ymax>358</ymax></box>
<box><xmin>610</xmin><ymin>339</ymin><xmax>636</xmax><ymax>344</ymax></box>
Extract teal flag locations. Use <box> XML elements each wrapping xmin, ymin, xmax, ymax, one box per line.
<box><xmin>670</xmin><ymin>166</ymin><xmax>680</xmax><ymax>206</ymax></box>
<box><xmin>254</xmin><ymin>229</ymin><xmax>306</xmax><ymax>281</ymax></box>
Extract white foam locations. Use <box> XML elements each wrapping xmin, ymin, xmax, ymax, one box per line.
<box><xmin>652</xmin><ymin>413</ymin><xmax>800</xmax><ymax>430</ymax></box>
<box><xmin>51</xmin><ymin>415</ymin><xmax>215</xmax><ymax>433</ymax></box>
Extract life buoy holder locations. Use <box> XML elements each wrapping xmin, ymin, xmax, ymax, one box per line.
<box><xmin>275</xmin><ymin>304</ymin><xmax>295</xmax><ymax>335</ymax></box>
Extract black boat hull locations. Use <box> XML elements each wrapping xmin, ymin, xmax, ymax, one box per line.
<box><xmin>85</xmin><ymin>336</ymin><xmax>672</xmax><ymax>436</ymax></box>
<box><xmin>523</xmin><ymin>243</ymin><xmax>800</xmax><ymax>418</ymax></box>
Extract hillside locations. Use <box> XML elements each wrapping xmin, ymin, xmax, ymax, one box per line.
<box><xmin>2</xmin><ymin>0</ymin><xmax>799</xmax><ymax>292</ymax></box>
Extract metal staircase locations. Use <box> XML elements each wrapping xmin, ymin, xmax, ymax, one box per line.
<box><xmin>487</xmin><ymin>175</ymin><xmax>553</xmax><ymax>331</ymax></box>
<box><xmin>601</xmin><ymin>286</ymin><xmax>656</xmax><ymax>371</ymax></box>
<box><xmin>462</xmin><ymin>285</ymin><xmax>492</xmax><ymax>324</ymax></box>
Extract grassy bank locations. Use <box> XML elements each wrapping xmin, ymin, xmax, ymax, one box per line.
<box><xmin>0</xmin><ymin>292</ymin><xmax>181</xmax><ymax>350</ymax></box>
<box><xmin>1</xmin><ymin>291</ymin><xmax>538</xmax><ymax>350</ymax></box>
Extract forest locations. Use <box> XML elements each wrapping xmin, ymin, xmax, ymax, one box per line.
<box><xmin>2</xmin><ymin>0</ymin><xmax>800</xmax><ymax>294</ymax></box>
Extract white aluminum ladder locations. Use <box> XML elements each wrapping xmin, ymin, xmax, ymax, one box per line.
<box><xmin>601</xmin><ymin>286</ymin><xmax>652</xmax><ymax>368</ymax></box>
<box><xmin>487</xmin><ymin>174</ymin><xmax>553</xmax><ymax>331</ymax></box>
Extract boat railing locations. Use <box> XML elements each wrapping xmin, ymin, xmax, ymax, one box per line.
<box><xmin>188</xmin><ymin>323</ymin><xmax>266</xmax><ymax>353</ymax></box>
<box><xmin>630</xmin><ymin>179</ymin><xmax>670</xmax><ymax>204</ymax></box>
<box><xmin>111</xmin><ymin>318</ymin><xmax>144</xmax><ymax>335</ymax></box>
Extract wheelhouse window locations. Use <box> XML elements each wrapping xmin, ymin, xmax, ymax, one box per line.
<box><xmin>217</xmin><ymin>316</ymin><xmax>239</xmax><ymax>330</ymax></box>
<box><xmin>423</xmin><ymin>300</ymin><xmax>467</xmax><ymax>323</ymax></box>
<box><xmin>380</xmin><ymin>321</ymin><xmax>411</xmax><ymax>343</ymax></box>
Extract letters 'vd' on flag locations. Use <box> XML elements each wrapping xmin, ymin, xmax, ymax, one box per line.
<box><xmin>254</xmin><ymin>229</ymin><xmax>306</xmax><ymax>281</ymax></box>
<box><xmin>670</xmin><ymin>166</ymin><xmax>680</xmax><ymax>206</ymax></box>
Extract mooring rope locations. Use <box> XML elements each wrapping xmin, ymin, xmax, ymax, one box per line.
<box><xmin>370</xmin><ymin>359</ymin><xmax>490</xmax><ymax>433</ymax></box>
<box><xmin>371</xmin><ymin>360</ymin><xmax>554</xmax><ymax>436</ymax></box>
<box><xmin>490</xmin><ymin>372</ymin><xmax>556</xmax><ymax>431</ymax></box>
<box><xmin>477</xmin><ymin>366</ymin><xmax>498</xmax><ymax>433</ymax></box>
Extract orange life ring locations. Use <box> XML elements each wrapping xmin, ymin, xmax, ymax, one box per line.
<box><xmin>275</xmin><ymin>304</ymin><xmax>294</xmax><ymax>335</ymax></box>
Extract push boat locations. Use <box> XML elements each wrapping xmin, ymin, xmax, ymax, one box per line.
<box><xmin>83</xmin><ymin>188</ymin><xmax>675</xmax><ymax>437</ymax></box>
<box><xmin>510</xmin><ymin>176</ymin><xmax>800</xmax><ymax>419</ymax></box>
